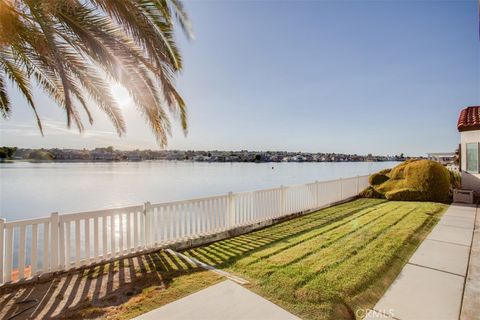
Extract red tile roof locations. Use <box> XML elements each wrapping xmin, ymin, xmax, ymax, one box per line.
<box><xmin>457</xmin><ymin>106</ymin><xmax>480</xmax><ymax>132</ymax></box>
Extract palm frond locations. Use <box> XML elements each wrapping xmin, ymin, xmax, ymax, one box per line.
<box><xmin>61</xmin><ymin>48</ymin><xmax>126</xmax><ymax>135</ymax></box>
<box><xmin>0</xmin><ymin>50</ymin><xmax>43</xmax><ymax>134</ymax></box>
<box><xmin>0</xmin><ymin>72</ymin><xmax>11</xmax><ymax>118</ymax></box>
<box><xmin>91</xmin><ymin>0</ymin><xmax>181</xmax><ymax>70</ymax></box>
<box><xmin>166</xmin><ymin>0</ymin><xmax>194</xmax><ymax>40</ymax></box>
<box><xmin>27</xmin><ymin>1</ymin><xmax>82</xmax><ymax>131</ymax></box>
<box><xmin>0</xmin><ymin>0</ymin><xmax>192</xmax><ymax>147</ymax></box>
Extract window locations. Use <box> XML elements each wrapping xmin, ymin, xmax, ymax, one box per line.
<box><xmin>466</xmin><ymin>143</ymin><xmax>479</xmax><ymax>173</ymax></box>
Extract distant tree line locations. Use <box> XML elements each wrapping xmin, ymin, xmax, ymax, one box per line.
<box><xmin>1</xmin><ymin>146</ymin><xmax>410</xmax><ymax>163</ymax></box>
<box><xmin>0</xmin><ymin>147</ymin><xmax>17</xmax><ymax>159</ymax></box>
<box><xmin>0</xmin><ymin>146</ymin><xmax>55</xmax><ymax>161</ymax></box>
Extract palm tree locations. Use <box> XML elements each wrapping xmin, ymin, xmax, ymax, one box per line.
<box><xmin>0</xmin><ymin>0</ymin><xmax>192</xmax><ymax>147</ymax></box>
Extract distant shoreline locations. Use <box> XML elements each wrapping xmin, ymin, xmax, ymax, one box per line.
<box><xmin>1</xmin><ymin>159</ymin><xmax>402</xmax><ymax>164</ymax></box>
<box><xmin>2</xmin><ymin>147</ymin><xmax>410</xmax><ymax>163</ymax></box>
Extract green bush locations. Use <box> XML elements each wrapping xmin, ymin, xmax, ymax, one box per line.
<box><xmin>449</xmin><ymin>170</ymin><xmax>461</xmax><ymax>189</ymax></box>
<box><xmin>360</xmin><ymin>159</ymin><xmax>453</xmax><ymax>202</ymax></box>
<box><xmin>384</xmin><ymin>188</ymin><xmax>425</xmax><ymax>201</ymax></box>
<box><xmin>369</xmin><ymin>173</ymin><xmax>389</xmax><ymax>185</ymax></box>
<box><xmin>359</xmin><ymin>186</ymin><xmax>385</xmax><ymax>199</ymax></box>
<box><xmin>378</xmin><ymin>168</ymin><xmax>392</xmax><ymax>175</ymax></box>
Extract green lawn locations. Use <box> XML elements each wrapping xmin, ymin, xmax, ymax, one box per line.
<box><xmin>61</xmin><ymin>198</ymin><xmax>447</xmax><ymax>319</ymax></box>
<box><xmin>183</xmin><ymin>198</ymin><xmax>447</xmax><ymax>320</ymax></box>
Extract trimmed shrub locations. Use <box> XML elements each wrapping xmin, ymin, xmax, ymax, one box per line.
<box><xmin>378</xmin><ymin>168</ymin><xmax>392</xmax><ymax>175</ymax></box>
<box><xmin>385</xmin><ymin>188</ymin><xmax>425</xmax><ymax>201</ymax></box>
<box><xmin>360</xmin><ymin>159</ymin><xmax>452</xmax><ymax>202</ymax></box>
<box><xmin>449</xmin><ymin>170</ymin><xmax>462</xmax><ymax>189</ymax></box>
<box><xmin>369</xmin><ymin>173</ymin><xmax>389</xmax><ymax>186</ymax></box>
<box><xmin>359</xmin><ymin>186</ymin><xmax>385</xmax><ymax>199</ymax></box>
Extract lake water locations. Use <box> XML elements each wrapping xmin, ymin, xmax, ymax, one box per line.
<box><xmin>0</xmin><ymin>161</ymin><xmax>398</xmax><ymax>221</ymax></box>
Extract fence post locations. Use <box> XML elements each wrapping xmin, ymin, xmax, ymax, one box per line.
<box><xmin>280</xmin><ymin>185</ymin><xmax>286</xmax><ymax>214</ymax></box>
<box><xmin>356</xmin><ymin>175</ymin><xmax>360</xmax><ymax>194</ymax></box>
<box><xmin>143</xmin><ymin>202</ymin><xmax>151</xmax><ymax>248</ymax></box>
<box><xmin>0</xmin><ymin>218</ymin><xmax>5</xmax><ymax>284</ymax></box>
<box><xmin>228</xmin><ymin>192</ymin><xmax>236</xmax><ymax>228</ymax></box>
<box><xmin>50</xmin><ymin>212</ymin><xmax>59</xmax><ymax>271</ymax></box>
<box><xmin>58</xmin><ymin>218</ymin><xmax>65</xmax><ymax>270</ymax></box>
<box><xmin>315</xmin><ymin>181</ymin><xmax>320</xmax><ymax>208</ymax></box>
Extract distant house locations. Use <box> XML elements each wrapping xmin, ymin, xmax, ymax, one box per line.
<box><xmin>427</xmin><ymin>152</ymin><xmax>456</xmax><ymax>165</ymax></box>
<box><xmin>127</xmin><ymin>152</ymin><xmax>142</xmax><ymax>161</ymax></box>
<box><xmin>457</xmin><ymin>106</ymin><xmax>480</xmax><ymax>192</ymax></box>
<box><xmin>292</xmin><ymin>155</ymin><xmax>306</xmax><ymax>162</ymax></box>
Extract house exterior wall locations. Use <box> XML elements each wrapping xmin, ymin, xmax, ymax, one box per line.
<box><xmin>461</xmin><ymin>130</ymin><xmax>480</xmax><ymax>192</ymax></box>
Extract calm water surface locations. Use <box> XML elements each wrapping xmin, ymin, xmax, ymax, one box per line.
<box><xmin>0</xmin><ymin>161</ymin><xmax>398</xmax><ymax>221</ymax></box>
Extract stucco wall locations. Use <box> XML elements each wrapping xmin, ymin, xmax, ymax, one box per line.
<box><xmin>461</xmin><ymin>130</ymin><xmax>480</xmax><ymax>192</ymax></box>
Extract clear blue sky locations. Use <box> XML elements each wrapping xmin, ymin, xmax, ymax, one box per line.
<box><xmin>0</xmin><ymin>0</ymin><xmax>478</xmax><ymax>156</ymax></box>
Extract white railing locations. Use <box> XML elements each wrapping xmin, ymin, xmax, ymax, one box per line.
<box><xmin>0</xmin><ymin>175</ymin><xmax>369</xmax><ymax>285</ymax></box>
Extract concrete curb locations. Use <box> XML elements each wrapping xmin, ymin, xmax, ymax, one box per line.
<box><xmin>460</xmin><ymin>205</ymin><xmax>480</xmax><ymax>320</ymax></box>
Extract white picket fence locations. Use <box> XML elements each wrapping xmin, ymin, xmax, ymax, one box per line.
<box><xmin>0</xmin><ymin>175</ymin><xmax>369</xmax><ymax>285</ymax></box>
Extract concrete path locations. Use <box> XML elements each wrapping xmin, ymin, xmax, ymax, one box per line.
<box><xmin>134</xmin><ymin>280</ymin><xmax>300</xmax><ymax>320</ymax></box>
<box><xmin>366</xmin><ymin>203</ymin><xmax>478</xmax><ymax>320</ymax></box>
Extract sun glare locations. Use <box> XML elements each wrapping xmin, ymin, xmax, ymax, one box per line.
<box><xmin>110</xmin><ymin>82</ymin><xmax>133</xmax><ymax>108</ymax></box>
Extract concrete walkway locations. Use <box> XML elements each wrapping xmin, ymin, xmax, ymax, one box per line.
<box><xmin>134</xmin><ymin>280</ymin><xmax>300</xmax><ymax>320</ymax></box>
<box><xmin>366</xmin><ymin>203</ymin><xmax>478</xmax><ymax>320</ymax></box>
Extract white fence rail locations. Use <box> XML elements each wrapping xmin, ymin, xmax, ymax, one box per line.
<box><xmin>0</xmin><ymin>175</ymin><xmax>369</xmax><ymax>285</ymax></box>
